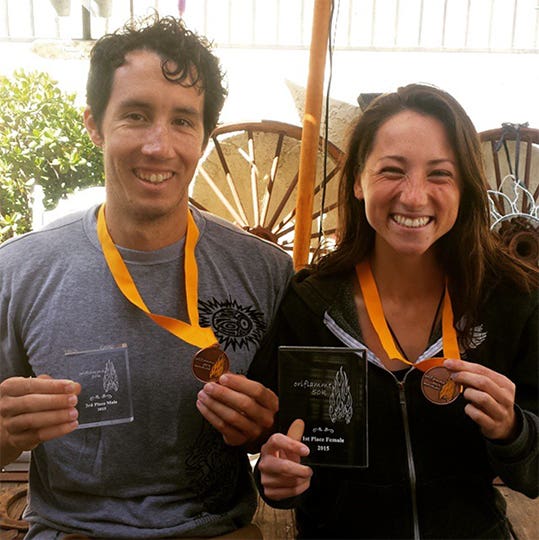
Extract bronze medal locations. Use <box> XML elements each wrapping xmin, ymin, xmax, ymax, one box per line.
<box><xmin>192</xmin><ymin>346</ymin><xmax>229</xmax><ymax>383</ymax></box>
<box><xmin>421</xmin><ymin>365</ymin><xmax>461</xmax><ymax>405</ymax></box>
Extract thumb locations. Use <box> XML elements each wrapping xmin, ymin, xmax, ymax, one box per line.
<box><xmin>287</xmin><ymin>419</ymin><xmax>305</xmax><ymax>442</ymax></box>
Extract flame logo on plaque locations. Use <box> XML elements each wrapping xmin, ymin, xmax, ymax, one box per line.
<box><xmin>329</xmin><ymin>366</ymin><xmax>353</xmax><ymax>424</ymax></box>
<box><xmin>103</xmin><ymin>359</ymin><xmax>119</xmax><ymax>393</ymax></box>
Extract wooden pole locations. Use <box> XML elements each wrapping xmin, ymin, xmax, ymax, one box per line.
<box><xmin>292</xmin><ymin>0</ymin><xmax>331</xmax><ymax>270</ymax></box>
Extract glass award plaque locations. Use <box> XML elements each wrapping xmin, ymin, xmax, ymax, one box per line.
<box><xmin>65</xmin><ymin>345</ymin><xmax>134</xmax><ymax>429</ymax></box>
<box><xmin>278</xmin><ymin>346</ymin><xmax>368</xmax><ymax>468</ymax></box>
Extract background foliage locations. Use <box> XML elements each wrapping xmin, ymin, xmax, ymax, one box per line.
<box><xmin>0</xmin><ymin>70</ymin><xmax>103</xmax><ymax>242</ymax></box>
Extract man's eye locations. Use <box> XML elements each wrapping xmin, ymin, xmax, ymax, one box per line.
<box><xmin>173</xmin><ymin>118</ymin><xmax>192</xmax><ymax>127</ymax></box>
<box><xmin>126</xmin><ymin>113</ymin><xmax>145</xmax><ymax>121</ymax></box>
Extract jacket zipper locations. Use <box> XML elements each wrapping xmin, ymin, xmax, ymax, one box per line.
<box><xmin>397</xmin><ymin>378</ymin><xmax>421</xmax><ymax>540</ymax></box>
<box><xmin>324</xmin><ymin>314</ymin><xmax>421</xmax><ymax>539</ymax></box>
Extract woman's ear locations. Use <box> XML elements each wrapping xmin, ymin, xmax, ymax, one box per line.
<box><xmin>353</xmin><ymin>176</ymin><xmax>364</xmax><ymax>201</ymax></box>
<box><xmin>84</xmin><ymin>108</ymin><xmax>103</xmax><ymax>147</ymax></box>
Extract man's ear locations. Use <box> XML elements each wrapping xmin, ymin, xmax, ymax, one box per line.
<box><xmin>200</xmin><ymin>131</ymin><xmax>211</xmax><ymax>158</ymax></box>
<box><xmin>84</xmin><ymin>108</ymin><xmax>103</xmax><ymax>147</ymax></box>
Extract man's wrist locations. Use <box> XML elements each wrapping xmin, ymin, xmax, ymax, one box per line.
<box><xmin>0</xmin><ymin>428</ymin><xmax>23</xmax><ymax>468</ymax></box>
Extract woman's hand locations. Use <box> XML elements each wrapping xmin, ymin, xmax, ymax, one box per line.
<box><xmin>444</xmin><ymin>359</ymin><xmax>518</xmax><ymax>441</ymax></box>
<box><xmin>258</xmin><ymin>419</ymin><xmax>313</xmax><ymax>500</ymax></box>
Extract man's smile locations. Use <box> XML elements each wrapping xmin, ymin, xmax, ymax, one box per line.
<box><xmin>134</xmin><ymin>168</ymin><xmax>175</xmax><ymax>184</ymax></box>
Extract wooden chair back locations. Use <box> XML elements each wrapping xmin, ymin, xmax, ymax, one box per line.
<box><xmin>190</xmin><ymin>120</ymin><xmax>344</xmax><ymax>257</ymax></box>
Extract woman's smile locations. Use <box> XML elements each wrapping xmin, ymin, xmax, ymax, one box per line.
<box><xmin>391</xmin><ymin>214</ymin><xmax>432</xmax><ymax>228</ymax></box>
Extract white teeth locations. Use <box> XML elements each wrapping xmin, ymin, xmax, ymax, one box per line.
<box><xmin>136</xmin><ymin>171</ymin><xmax>173</xmax><ymax>184</ymax></box>
<box><xmin>393</xmin><ymin>214</ymin><xmax>430</xmax><ymax>228</ymax></box>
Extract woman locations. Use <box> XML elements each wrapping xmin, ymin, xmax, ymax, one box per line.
<box><xmin>251</xmin><ymin>84</ymin><xmax>538</xmax><ymax>539</ymax></box>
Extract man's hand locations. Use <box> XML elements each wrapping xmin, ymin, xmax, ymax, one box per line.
<box><xmin>0</xmin><ymin>375</ymin><xmax>81</xmax><ymax>466</ymax></box>
<box><xmin>196</xmin><ymin>373</ymin><xmax>278</xmax><ymax>447</ymax></box>
<box><xmin>258</xmin><ymin>419</ymin><xmax>313</xmax><ymax>500</ymax></box>
<box><xmin>444</xmin><ymin>358</ymin><xmax>518</xmax><ymax>441</ymax></box>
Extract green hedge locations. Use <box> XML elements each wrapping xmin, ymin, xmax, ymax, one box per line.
<box><xmin>0</xmin><ymin>70</ymin><xmax>103</xmax><ymax>242</ymax></box>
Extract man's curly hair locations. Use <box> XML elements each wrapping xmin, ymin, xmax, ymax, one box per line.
<box><xmin>86</xmin><ymin>13</ymin><xmax>227</xmax><ymax>143</ymax></box>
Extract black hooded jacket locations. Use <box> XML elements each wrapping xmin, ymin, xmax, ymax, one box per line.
<box><xmin>249</xmin><ymin>269</ymin><xmax>538</xmax><ymax>539</ymax></box>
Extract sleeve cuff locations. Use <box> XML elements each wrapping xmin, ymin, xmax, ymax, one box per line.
<box><xmin>486</xmin><ymin>406</ymin><xmax>533</xmax><ymax>462</ymax></box>
<box><xmin>253</xmin><ymin>458</ymin><xmax>301</xmax><ymax>510</ymax></box>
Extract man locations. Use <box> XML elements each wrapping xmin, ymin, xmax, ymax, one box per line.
<box><xmin>0</xmin><ymin>14</ymin><xmax>292</xmax><ymax>539</ymax></box>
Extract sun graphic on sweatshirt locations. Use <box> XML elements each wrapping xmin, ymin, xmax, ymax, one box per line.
<box><xmin>198</xmin><ymin>297</ymin><xmax>266</xmax><ymax>351</ymax></box>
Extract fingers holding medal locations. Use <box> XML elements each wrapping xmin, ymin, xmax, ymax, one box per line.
<box><xmin>443</xmin><ymin>358</ymin><xmax>518</xmax><ymax>441</ymax></box>
<box><xmin>196</xmin><ymin>368</ymin><xmax>279</xmax><ymax>447</ymax></box>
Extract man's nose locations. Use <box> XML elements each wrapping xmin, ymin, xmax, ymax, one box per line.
<box><xmin>141</xmin><ymin>124</ymin><xmax>175</xmax><ymax>158</ymax></box>
<box><xmin>399</xmin><ymin>173</ymin><xmax>428</xmax><ymax>207</ymax></box>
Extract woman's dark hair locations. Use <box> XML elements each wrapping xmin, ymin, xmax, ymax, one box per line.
<box><xmin>317</xmin><ymin>83</ymin><xmax>538</xmax><ymax>341</ymax></box>
<box><xmin>86</xmin><ymin>13</ymin><xmax>227</xmax><ymax>144</ymax></box>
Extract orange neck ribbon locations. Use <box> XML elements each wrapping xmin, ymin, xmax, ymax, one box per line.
<box><xmin>355</xmin><ymin>260</ymin><xmax>460</xmax><ymax>372</ymax></box>
<box><xmin>96</xmin><ymin>204</ymin><xmax>217</xmax><ymax>349</ymax></box>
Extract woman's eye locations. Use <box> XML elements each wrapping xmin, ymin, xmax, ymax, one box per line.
<box><xmin>380</xmin><ymin>167</ymin><xmax>405</xmax><ymax>179</ymax></box>
<box><xmin>429</xmin><ymin>170</ymin><xmax>453</xmax><ymax>181</ymax></box>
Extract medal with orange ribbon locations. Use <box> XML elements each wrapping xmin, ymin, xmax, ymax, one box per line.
<box><xmin>356</xmin><ymin>260</ymin><xmax>462</xmax><ymax>405</ymax></box>
<box><xmin>96</xmin><ymin>204</ymin><xmax>229</xmax><ymax>383</ymax></box>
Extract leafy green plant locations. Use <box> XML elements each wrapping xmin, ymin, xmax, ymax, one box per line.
<box><xmin>0</xmin><ymin>70</ymin><xmax>103</xmax><ymax>241</ymax></box>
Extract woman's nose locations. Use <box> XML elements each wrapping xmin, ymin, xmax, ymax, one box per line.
<box><xmin>399</xmin><ymin>173</ymin><xmax>428</xmax><ymax>207</ymax></box>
